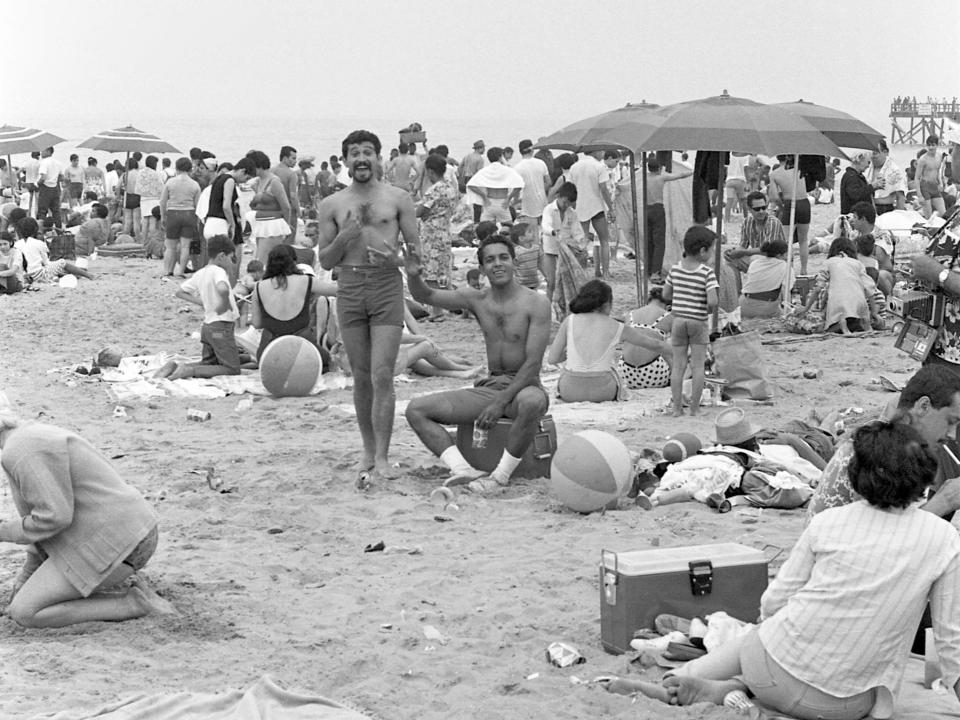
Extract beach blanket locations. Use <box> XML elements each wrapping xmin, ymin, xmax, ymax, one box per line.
<box><xmin>29</xmin><ymin>675</ymin><xmax>373</xmax><ymax>720</ymax></box>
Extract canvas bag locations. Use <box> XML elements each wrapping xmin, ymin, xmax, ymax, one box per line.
<box><xmin>740</xmin><ymin>466</ymin><xmax>812</xmax><ymax>509</ymax></box>
<box><xmin>712</xmin><ymin>330</ymin><xmax>774</xmax><ymax>400</ymax></box>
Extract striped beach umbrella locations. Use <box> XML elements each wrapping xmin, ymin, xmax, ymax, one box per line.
<box><xmin>0</xmin><ymin>125</ymin><xmax>66</xmax><ymax>156</ymax></box>
<box><xmin>77</xmin><ymin>125</ymin><xmax>179</xmax><ymax>155</ymax></box>
<box><xmin>771</xmin><ymin>100</ymin><xmax>883</xmax><ymax>151</ymax></box>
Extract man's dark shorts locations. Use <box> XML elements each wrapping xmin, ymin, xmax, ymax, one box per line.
<box><xmin>336</xmin><ymin>265</ymin><xmax>404</xmax><ymax>329</ymax></box>
<box><xmin>68</xmin><ymin>182</ymin><xmax>83</xmax><ymax>200</ymax></box>
<box><xmin>200</xmin><ymin>321</ymin><xmax>240</xmax><ymax>371</ymax></box>
<box><xmin>423</xmin><ymin>373</ymin><xmax>549</xmax><ymax>423</ymax></box>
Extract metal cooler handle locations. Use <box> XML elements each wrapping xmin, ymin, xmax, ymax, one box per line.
<box><xmin>601</xmin><ymin>549</ymin><xmax>618</xmax><ymax>606</ymax></box>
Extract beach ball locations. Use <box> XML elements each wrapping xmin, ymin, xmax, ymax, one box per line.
<box><xmin>58</xmin><ymin>274</ymin><xmax>78</xmax><ymax>289</ymax></box>
<box><xmin>549</xmin><ymin>430</ymin><xmax>632</xmax><ymax>513</ymax></box>
<box><xmin>662</xmin><ymin>433</ymin><xmax>702</xmax><ymax>463</ymax></box>
<box><xmin>259</xmin><ymin>336</ymin><xmax>322</xmax><ymax>397</ymax></box>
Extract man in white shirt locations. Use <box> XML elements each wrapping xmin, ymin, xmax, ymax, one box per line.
<box><xmin>866</xmin><ymin>139</ymin><xmax>908</xmax><ymax>214</ymax></box>
<box><xmin>540</xmin><ymin>181</ymin><xmax>585</xmax><ymax>302</ymax></box>
<box><xmin>36</xmin><ymin>147</ymin><xmax>63</xmax><ymax>228</ymax></box>
<box><xmin>514</xmin><ymin>139</ymin><xmax>550</xmax><ymax>232</ymax></box>
<box><xmin>23</xmin><ymin>152</ymin><xmax>40</xmax><ymax>215</ymax></box>
<box><xmin>568</xmin><ymin>151</ymin><xmax>614</xmax><ymax>278</ymax></box>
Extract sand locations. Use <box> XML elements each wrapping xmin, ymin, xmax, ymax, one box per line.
<box><xmin>0</xmin><ymin>201</ymin><xmax>917</xmax><ymax>719</ymax></box>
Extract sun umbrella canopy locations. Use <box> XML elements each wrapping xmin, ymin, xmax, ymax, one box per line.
<box><xmin>534</xmin><ymin>102</ymin><xmax>662</xmax><ymax>152</ymax></box>
<box><xmin>77</xmin><ymin>125</ymin><xmax>179</xmax><ymax>154</ymax></box>
<box><xmin>0</xmin><ymin>125</ymin><xmax>66</xmax><ymax>156</ymax></box>
<box><xmin>771</xmin><ymin>100</ymin><xmax>883</xmax><ymax>150</ymax></box>
<box><xmin>635</xmin><ymin>92</ymin><xmax>843</xmax><ymax>157</ymax></box>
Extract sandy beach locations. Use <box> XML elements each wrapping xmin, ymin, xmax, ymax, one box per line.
<box><xmin>0</xmin><ymin>201</ymin><xmax>921</xmax><ymax>719</ymax></box>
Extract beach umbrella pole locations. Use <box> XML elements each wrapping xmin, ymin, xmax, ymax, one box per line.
<box><xmin>782</xmin><ymin>155</ymin><xmax>800</xmax><ymax>308</ymax></box>
<box><xmin>713</xmin><ymin>162</ymin><xmax>727</xmax><ymax>331</ymax></box>
<box><xmin>639</xmin><ymin>153</ymin><xmax>649</xmax><ymax>303</ymax></box>
<box><xmin>628</xmin><ymin>152</ymin><xmax>644</xmax><ymax>304</ymax></box>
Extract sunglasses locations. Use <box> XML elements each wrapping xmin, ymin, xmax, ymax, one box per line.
<box><xmin>750</xmin><ymin>205</ymin><xmax>768</xmax><ymax>212</ymax></box>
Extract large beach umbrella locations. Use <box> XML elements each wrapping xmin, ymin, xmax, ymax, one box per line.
<box><xmin>77</xmin><ymin>125</ymin><xmax>180</xmax><ymax>160</ymax></box>
<box><xmin>633</xmin><ymin>92</ymin><xmax>846</xmax><ymax>323</ymax></box>
<box><xmin>0</xmin><ymin>125</ymin><xmax>66</xmax><ymax>208</ymax></box>
<box><xmin>535</xmin><ymin>102</ymin><xmax>664</xmax><ymax>302</ymax></box>
<box><xmin>771</xmin><ymin>100</ymin><xmax>883</xmax><ymax>151</ymax></box>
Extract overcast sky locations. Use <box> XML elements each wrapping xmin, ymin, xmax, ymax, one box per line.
<box><xmin>7</xmin><ymin>0</ymin><xmax>959</xmax><ymax>135</ymax></box>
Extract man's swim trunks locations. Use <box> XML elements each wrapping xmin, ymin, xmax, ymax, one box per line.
<box><xmin>336</xmin><ymin>265</ymin><xmax>404</xmax><ymax>329</ymax></box>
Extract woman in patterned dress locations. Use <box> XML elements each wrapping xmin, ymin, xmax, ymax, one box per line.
<box><xmin>415</xmin><ymin>154</ymin><xmax>459</xmax><ymax>322</ymax></box>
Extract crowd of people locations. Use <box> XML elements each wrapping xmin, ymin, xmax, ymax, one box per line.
<box><xmin>5</xmin><ymin>126</ymin><xmax>960</xmax><ymax>720</ymax></box>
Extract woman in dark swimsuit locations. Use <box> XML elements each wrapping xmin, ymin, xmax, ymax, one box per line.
<box><xmin>250</xmin><ymin>245</ymin><xmax>333</xmax><ymax>365</ymax></box>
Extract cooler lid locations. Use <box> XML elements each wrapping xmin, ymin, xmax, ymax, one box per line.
<box><xmin>603</xmin><ymin>543</ymin><xmax>765</xmax><ymax>575</ymax></box>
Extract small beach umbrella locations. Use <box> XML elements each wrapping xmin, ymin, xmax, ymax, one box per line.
<box><xmin>535</xmin><ymin>102</ymin><xmax>664</xmax><ymax>302</ymax></box>
<box><xmin>771</xmin><ymin>100</ymin><xmax>883</xmax><ymax>151</ymax></box>
<box><xmin>0</xmin><ymin>125</ymin><xmax>66</xmax><ymax>205</ymax></box>
<box><xmin>77</xmin><ymin>125</ymin><xmax>180</xmax><ymax>162</ymax></box>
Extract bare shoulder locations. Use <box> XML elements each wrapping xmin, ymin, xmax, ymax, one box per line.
<box><xmin>519</xmin><ymin>286</ymin><xmax>551</xmax><ymax>317</ymax></box>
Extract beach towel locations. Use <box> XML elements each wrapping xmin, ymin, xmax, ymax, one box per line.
<box><xmin>29</xmin><ymin>675</ymin><xmax>374</xmax><ymax>720</ymax></box>
<box><xmin>465</xmin><ymin>163</ymin><xmax>524</xmax><ymax>207</ymax></box>
<box><xmin>552</xmin><ymin>240</ymin><xmax>590</xmax><ymax>322</ymax></box>
<box><xmin>662</xmin><ymin>175</ymin><xmax>693</xmax><ymax>274</ymax></box>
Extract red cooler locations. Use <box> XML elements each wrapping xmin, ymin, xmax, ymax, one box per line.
<box><xmin>600</xmin><ymin>543</ymin><xmax>768</xmax><ymax>654</ymax></box>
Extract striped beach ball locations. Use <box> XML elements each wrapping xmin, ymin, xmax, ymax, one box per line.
<box><xmin>259</xmin><ymin>336</ymin><xmax>322</xmax><ymax>397</ymax></box>
<box><xmin>549</xmin><ymin>430</ymin><xmax>632</xmax><ymax>513</ymax></box>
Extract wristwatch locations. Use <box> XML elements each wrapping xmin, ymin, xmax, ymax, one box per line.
<box><xmin>939</xmin><ymin>268</ymin><xmax>950</xmax><ymax>287</ymax></box>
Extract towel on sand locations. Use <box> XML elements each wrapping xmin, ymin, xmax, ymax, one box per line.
<box><xmin>30</xmin><ymin>676</ymin><xmax>374</xmax><ymax>720</ymax></box>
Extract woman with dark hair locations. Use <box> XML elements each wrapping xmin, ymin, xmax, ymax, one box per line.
<box><xmin>250</xmin><ymin>244</ymin><xmax>334</xmax><ymax>361</ymax></box>
<box><xmin>416</xmin><ymin>154</ymin><xmax>459</xmax><ymax>322</ymax></box>
<box><xmin>547</xmin><ymin>279</ymin><xmax>665</xmax><ymax>402</ymax></box>
<box><xmin>609</xmin><ymin>420</ymin><xmax>960</xmax><ymax>719</ymax></box>
<box><xmin>739</xmin><ymin>238</ymin><xmax>791</xmax><ymax>319</ymax></box>
<box><xmin>247</xmin><ymin>150</ymin><xmax>291</xmax><ymax>266</ymax></box>
<box><xmin>799</xmin><ymin>237</ymin><xmax>879</xmax><ymax>334</ymax></box>
<box><xmin>619</xmin><ymin>287</ymin><xmax>673</xmax><ymax>389</ymax></box>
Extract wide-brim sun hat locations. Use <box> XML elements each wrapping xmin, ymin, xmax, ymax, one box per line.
<box><xmin>714</xmin><ymin>407</ymin><xmax>761</xmax><ymax>445</ymax></box>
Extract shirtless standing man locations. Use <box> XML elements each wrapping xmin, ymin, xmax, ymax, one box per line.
<box><xmin>917</xmin><ymin>135</ymin><xmax>946</xmax><ymax>218</ymax></box>
<box><xmin>405</xmin><ymin>235</ymin><xmax>551</xmax><ymax>493</ymax></box>
<box><xmin>317</xmin><ymin>130</ymin><xmax>419</xmax><ymax>488</ymax></box>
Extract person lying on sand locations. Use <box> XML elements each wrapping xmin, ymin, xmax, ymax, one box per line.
<box><xmin>0</xmin><ymin>391</ymin><xmax>175</xmax><ymax>627</ymax></box>
<box><xmin>608</xmin><ymin>421</ymin><xmax>960</xmax><ymax>720</ymax></box>
<box><xmin>405</xmin><ymin>234</ymin><xmax>550</xmax><ymax>493</ymax></box>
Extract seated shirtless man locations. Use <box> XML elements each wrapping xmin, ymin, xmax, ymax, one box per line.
<box><xmin>405</xmin><ymin>235</ymin><xmax>551</xmax><ymax>492</ymax></box>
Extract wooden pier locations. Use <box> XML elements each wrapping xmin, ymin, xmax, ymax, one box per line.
<box><xmin>890</xmin><ymin>97</ymin><xmax>960</xmax><ymax>144</ymax></box>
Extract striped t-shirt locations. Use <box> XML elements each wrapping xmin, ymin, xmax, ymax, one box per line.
<box><xmin>665</xmin><ymin>263</ymin><xmax>719</xmax><ymax>320</ymax></box>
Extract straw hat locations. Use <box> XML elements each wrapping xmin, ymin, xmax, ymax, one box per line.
<box><xmin>714</xmin><ymin>407</ymin><xmax>761</xmax><ymax>445</ymax></box>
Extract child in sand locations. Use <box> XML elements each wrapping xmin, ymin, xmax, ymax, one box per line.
<box><xmin>14</xmin><ymin>217</ymin><xmax>95</xmax><ymax>285</ymax></box>
<box><xmin>460</xmin><ymin>268</ymin><xmax>482</xmax><ymax>319</ymax></box>
<box><xmin>0</xmin><ymin>391</ymin><xmax>174</xmax><ymax>627</ymax></box>
<box><xmin>798</xmin><ymin>237</ymin><xmax>880</xmax><ymax>334</ymax></box>
<box><xmin>233</xmin><ymin>258</ymin><xmax>264</xmax><ymax>329</ymax></box>
<box><xmin>156</xmin><ymin>234</ymin><xmax>241</xmax><ymax>379</ymax></box>
<box><xmin>510</xmin><ymin>222</ymin><xmax>542</xmax><ymax>290</ymax></box>
<box><xmin>662</xmin><ymin>226</ymin><xmax>718</xmax><ymax>416</ymax></box>
<box><xmin>144</xmin><ymin>206</ymin><xmax>165</xmax><ymax>259</ymax></box>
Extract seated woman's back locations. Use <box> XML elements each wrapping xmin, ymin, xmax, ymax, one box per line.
<box><xmin>257</xmin><ymin>274</ymin><xmax>313</xmax><ymax>321</ymax></box>
<box><xmin>566</xmin><ymin>313</ymin><xmax>623</xmax><ymax>371</ymax></box>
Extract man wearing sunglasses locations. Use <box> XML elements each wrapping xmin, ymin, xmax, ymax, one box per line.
<box><xmin>723</xmin><ymin>191</ymin><xmax>786</xmax><ymax>291</ymax></box>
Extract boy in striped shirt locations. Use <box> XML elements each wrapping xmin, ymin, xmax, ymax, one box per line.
<box><xmin>663</xmin><ymin>226</ymin><xmax>719</xmax><ymax>416</ymax></box>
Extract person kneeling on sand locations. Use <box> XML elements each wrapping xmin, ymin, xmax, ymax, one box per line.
<box><xmin>608</xmin><ymin>420</ymin><xmax>960</xmax><ymax>719</ymax></box>
<box><xmin>405</xmin><ymin>235</ymin><xmax>551</xmax><ymax>492</ymax></box>
<box><xmin>156</xmin><ymin>235</ymin><xmax>241</xmax><ymax>380</ymax></box>
<box><xmin>0</xmin><ymin>391</ymin><xmax>174</xmax><ymax>627</ymax></box>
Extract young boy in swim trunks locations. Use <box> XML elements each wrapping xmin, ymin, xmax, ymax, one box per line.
<box><xmin>157</xmin><ymin>235</ymin><xmax>241</xmax><ymax>379</ymax></box>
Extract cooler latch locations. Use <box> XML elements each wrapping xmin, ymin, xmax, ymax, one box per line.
<box><xmin>601</xmin><ymin>549</ymin><xmax>617</xmax><ymax>605</ymax></box>
<box><xmin>689</xmin><ymin>560</ymin><xmax>713</xmax><ymax>596</ymax></box>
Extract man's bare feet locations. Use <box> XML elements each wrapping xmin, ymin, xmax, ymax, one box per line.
<box><xmin>168</xmin><ymin>364</ymin><xmax>193</xmax><ymax>380</ymax></box>
<box><xmin>662</xmin><ymin>676</ymin><xmax>745</xmax><ymax>706</ymax></box>
<box><xmin>672</xmin><ymin>407</ymin><xmax>684</xmax><ymax>417</ymax></box>
<box><xmin>130</xmin><ymin>579</ymin><xmax>178</xmax><ymax>617</ymax></box>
